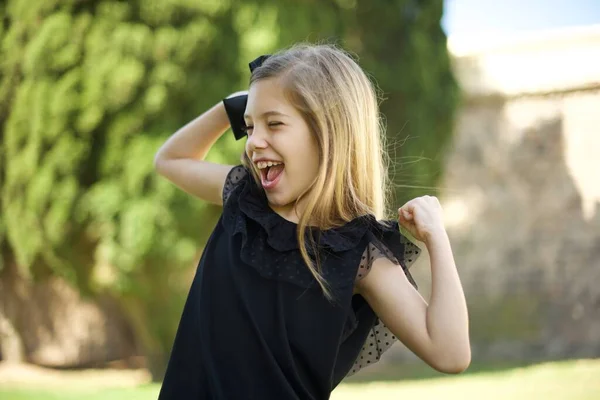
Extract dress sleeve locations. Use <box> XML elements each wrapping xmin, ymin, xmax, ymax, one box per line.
<box><xmin>345</xmin><ymin>223</ymin><xmax>421</xmax><ymax>377</ymax></box>
<box><xmin>355</xmin><ymin>231</ymin><xmax>420</xmax><ymax>287</ymax></box>
<box><xmin>222</xmin><ymin>165</ymin><xmax>248</xmax><ymax>205</ymax></box>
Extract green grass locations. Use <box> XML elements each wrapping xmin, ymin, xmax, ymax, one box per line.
<box><xmin>1</xmin><ymin>359</ymin><xmax>598</xmax><ymax>400</ymax></box>
<box><xmin>0</xmin><ymin>385</ymin><xmax>159</xmax><ymax>400</ymax></box>
<box><xmin>332</xmin><ymin>359</ymin><xmax>600</xmax><ymax>400</ymax></box>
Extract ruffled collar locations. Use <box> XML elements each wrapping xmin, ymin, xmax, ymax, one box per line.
<box><xmin>232</xmin><ymin>171</ymin><xmax>376</xmax><ymax>253</ymax></box>
<box><xmin>220</xmin><ymin>165</ymin><xmax>413</xmax><ymax>290</ymax></box>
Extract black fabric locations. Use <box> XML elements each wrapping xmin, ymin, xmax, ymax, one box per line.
<box><xmin>222</xmin><ymin>95</ymin><xmax>248</xmax><ymax>141</ymax></box>
<box><xmin>158</xmin><ymin>166</ymin><xmax>420</xmax><ymax>400</ymax></box>
<box><xmin>222</xmin><ymin>54</ymin><xmax>271</xmax><ymax>141</ymax></box>
<box><xmin>249</xmin><ymin>54</ymin><xmax>271</xmax><ymax>72</ymax></box>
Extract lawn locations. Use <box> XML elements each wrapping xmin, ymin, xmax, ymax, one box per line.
<box><xmin>0</xmin><ymin>359</ymin><xmax>598</xmax><ymax>400</ymax></box>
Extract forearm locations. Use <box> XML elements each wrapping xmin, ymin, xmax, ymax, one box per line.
<box><xmin>154</xmin><ymin>101</ymin><xmax>230</xmax><ymax>166</ymax></box>
<box><xmin>424</xmin><ymin>230</ymin><xmax>470</xmax><ymax>367</ymax></box>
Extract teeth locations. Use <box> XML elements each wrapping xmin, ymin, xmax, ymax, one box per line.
<box><xmin>256</xmin><ymin>161</ymin><xmax>282</xmax><ymax>169</ymax></box>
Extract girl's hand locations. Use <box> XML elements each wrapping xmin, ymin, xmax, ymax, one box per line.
<box><xmin>398</xmin><ymin>195</ymin><xmax>446</xmax><ymax>244</ymax></box>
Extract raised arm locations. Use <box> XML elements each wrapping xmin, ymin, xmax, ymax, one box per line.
<box><xmin>154</xmin><ymin>93</ymin><xmax>246</xmax><ymax>205</ymax></box>
<box><xmin>356</xmin><ymin>196</ymin><xmax>471</xmax><ymax>374</ymax></box>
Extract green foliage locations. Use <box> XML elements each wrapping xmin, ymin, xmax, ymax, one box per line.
<box><xmin>0</xmin><ymin>0</ymin><xmax>261</xmax><ymax>375</ymax></box>
<box><xmin>0</xmin><ymin>0</ymin><xmax>456</xmax><ymax>377</ymax></box>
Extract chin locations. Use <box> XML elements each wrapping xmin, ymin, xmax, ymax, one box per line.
<box><xmin>266</xmin><ymin>188</ymin><xmax>301</xmax><ymax>210</ymax></box>
<box><xmin>265</xmin><ymin>192</ymin><xmax>291</xmax><ymax>207</ymax></box>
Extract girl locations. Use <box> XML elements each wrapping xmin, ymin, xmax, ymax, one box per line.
<box><xmin>154</xmin><ymin>44</ymin><xmax>470</xmax><ymax>400</ymax></box>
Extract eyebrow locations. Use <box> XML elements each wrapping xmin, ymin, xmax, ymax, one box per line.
<box><xmin>243</xmin><ymin>111</ymin><xmax>290</xmax><ymax>119</ymax></box>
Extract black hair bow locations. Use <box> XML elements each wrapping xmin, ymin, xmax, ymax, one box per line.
<box><xmin>222</xmin><ymin>55</ymin><xmax>271</xmax><ymax>140</ymax></box>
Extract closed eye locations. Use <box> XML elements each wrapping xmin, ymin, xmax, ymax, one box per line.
<box><xmin>242</xmin><ymin>122</ymin><xmax>282</xmax><ymax>135</ymax></box>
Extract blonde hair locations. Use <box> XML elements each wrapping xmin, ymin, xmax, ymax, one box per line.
<box><xmin>242</xmin><ymin>44</ymin><xmax>389</xmax><ymax>298</ymax></box>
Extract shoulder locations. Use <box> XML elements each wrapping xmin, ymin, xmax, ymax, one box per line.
<box><xmin>354</xmin><ymin>219</ymin><xmax>421</xmax><ymax>289</ymax></box>
<box><xmin>222</xmin><ymin>165</ymin><xmax>254</xmax><ymax>205</ymax></box>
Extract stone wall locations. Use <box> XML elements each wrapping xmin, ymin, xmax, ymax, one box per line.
<box><xmin>439</xmin><ymin>26</ymin><xmax>600</xmax><ymax>361</ymax></box>
<box><xmin>385</xmin><ymin>25</ymin><xmax>600</xmax><ymax>366</ymax></box>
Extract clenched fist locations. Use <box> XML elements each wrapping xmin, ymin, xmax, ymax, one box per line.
<box><xmin>398</xmin><ymin>195</ymin><xmax>446</xmax><ymax>243</ymax></box>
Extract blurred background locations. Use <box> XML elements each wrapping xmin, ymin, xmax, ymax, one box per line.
<box><xmin>0</xmin><ymin>0</ymin><xmax>599</xmax><ymax>399</ymax></box>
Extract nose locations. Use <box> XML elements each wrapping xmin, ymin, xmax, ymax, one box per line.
<box><xmin>246</xmin><ymin>125</ymin><xmax>269</xmax><ymax>150</ymax></box>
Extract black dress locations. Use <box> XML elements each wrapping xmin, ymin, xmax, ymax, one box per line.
<box><xmin>158</xmin><ymin>166</ymin><xmax>421</xmax><ymax>400</ymax></box>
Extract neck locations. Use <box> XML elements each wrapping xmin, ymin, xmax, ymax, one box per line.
<box><xmin>269</xmin><ymin>193</ymin><xmax>315</xmax><ymax>225</ymax></box>
<box><xmin>269</xmin><ymin>203</ymin><xmax>302</xmax><ymax>224</ymax></box>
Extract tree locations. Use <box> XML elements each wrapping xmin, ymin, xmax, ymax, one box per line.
<box><xmin>0</xmin><ymin>0</ymin><xmax>272</xmax><ymax>377</ymax></box>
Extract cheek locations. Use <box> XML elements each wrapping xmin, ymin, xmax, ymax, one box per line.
<box><xmin>244</xmin><ymin>143</ymin><xmax>257</xmax><ymax>162</ymax></box>
<box><xmin>286</xmin><ymin>138</ymin><xmax>317</xmax><ymax>164</ymax></box>
<box><xmin>289</xmin><ymin>142</ymin><xmax>320</xmax><ymax>184</ymax></box>
<box><xmin>304</xmin><ymin>138</ymin><xmax>320</xmax><ymax>171</ymax></box>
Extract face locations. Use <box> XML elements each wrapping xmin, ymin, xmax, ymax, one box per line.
<box><xmin>244</xmin><ymin>77</ymin><xmax>320</xmax><ymax>222</ymax></box>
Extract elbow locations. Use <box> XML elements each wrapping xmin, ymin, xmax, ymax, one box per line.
<box><xmin>431</xmin><ymin>348</ymin><xmax>471</xmax><ymax>375</ymax></box>
<box><xmin>153</xmin><ymin>150</ymin><xmax>167</xmax><ymax>175</ymax></box>
<box><xmin>437</xmin><ymin>358</ymin><xmax>471</xmax><ymax>375</ymax></box>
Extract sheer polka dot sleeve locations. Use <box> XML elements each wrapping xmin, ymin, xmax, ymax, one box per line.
<box><xmin>347</xmin><ymin>233</ymin><xmax>420</xmax><ymax>377</ymax></box>
<box><xmin>222</xmin><ymin>166</ymin><xmax>248</xmax><ymax>205</ymax></box>
<box><xmin>355</xmin><ymin>235</ymin><xmax>420</xmax><ymax>286</ymax></box>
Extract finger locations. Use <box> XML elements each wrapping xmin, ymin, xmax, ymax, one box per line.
<box><xmin>398</xmin><ymin>210</ymin><xmax>408</xmax><ymax>225</ymax></box>
<box><xmin>397</xmin><ymin>213</ymin><xmax>410</xmax><ymax>228</ymax></box>
<box><xmin>398</xmin><ymin>215</ymin><xmax>417</xmax><ymax>236</ymax></box>
<box><xmin>400</xmin><ymin>198</ymin><xmax>418</xmax><ymax>210</ymax></box>
<box><xmin>398</xmin><ymin>207</ymin><xmax>413</xmax><ymax>221</ymax></box>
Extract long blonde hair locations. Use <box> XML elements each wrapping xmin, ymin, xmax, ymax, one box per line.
<box><xmin>243</xmin><ymin>44</ymin><xmax>390</xmax><ymax>297</ymax></box>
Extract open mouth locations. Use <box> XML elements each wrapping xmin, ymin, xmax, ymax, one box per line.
<box><xmin>256</xmin><ymin>160</ymin><xmax>285</xmax><ymax>189</ymax></box>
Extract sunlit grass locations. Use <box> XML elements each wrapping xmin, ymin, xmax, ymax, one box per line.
<box><xmin>0</xmin><ymin>359</ymin><xmax>598</xmax><ymax>400</ymax></box>
<box><xmin>0</xmin><ymin>386</ymin><xmax>159</xmax><ymax>400</ymax></box>
<box><xmin>332</xmin><ymin>359</ymin><xmax>600</xmax><ymax>400</ymax></box>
